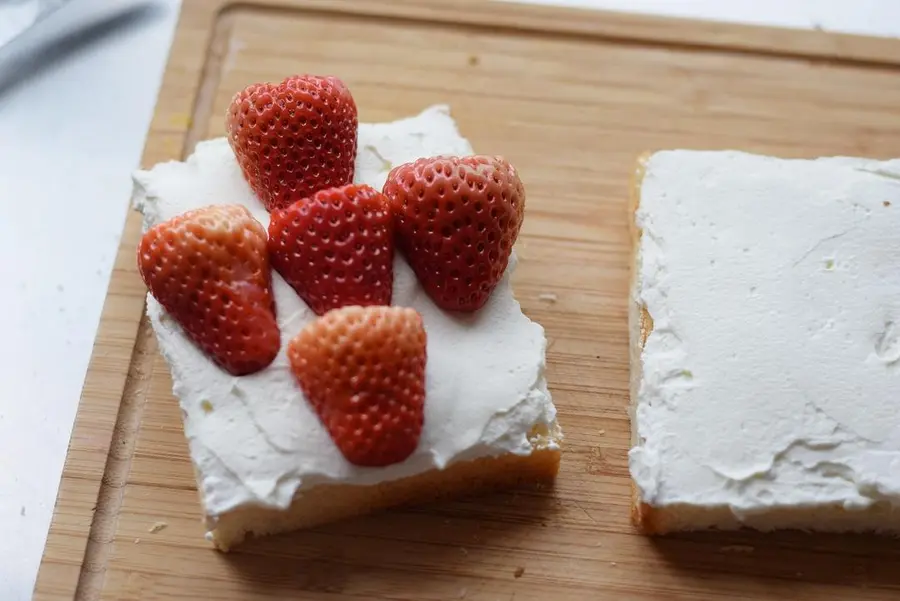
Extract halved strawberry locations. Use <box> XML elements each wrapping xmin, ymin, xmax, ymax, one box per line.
<box><xmin>382</xmin><ymin>155</ymin><xmax>525</xmax><ymax>312</ymax></box>
<box><xmin>226</xmin><ymin>74</ymin><xmax>358</xmax><ymax>212</ymax></box>
<box><xmin>268</xmin><ymin>184</ymin><xmax>394</xmax><ymax>316</ymax></box>
<box><xmin>288</xmin><ymin>306</ymin><xmax>426</xmax><ymax>467</ymax></box>
<box><xmin>137</xmin><ymin>205</ymin><xmax>280</xmax><ymax>376</ymax></box>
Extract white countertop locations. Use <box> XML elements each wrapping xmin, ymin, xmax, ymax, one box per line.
<box><xmin>2</xmin><ymin>0</ymin><xmax>899</xmax><ymax>599</ymax></box>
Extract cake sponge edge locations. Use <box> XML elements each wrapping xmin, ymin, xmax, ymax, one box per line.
<box><xmin>206</xmin><ymin>432</ymin><xmax>562</xmax><ymax>551</ymax></box>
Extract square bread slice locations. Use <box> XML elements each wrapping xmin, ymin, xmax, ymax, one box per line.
<box><xmin>133</xmin><ymin>105</ymin><xmax>561</xmax><ymax>550</ymax></box>
<box><xmin>629</xmin><ymin>150</ymin><xmax>900</xmax><ymax>534</ymax></box>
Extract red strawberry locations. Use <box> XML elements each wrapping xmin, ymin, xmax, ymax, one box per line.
<box><xmin>268</xmin><ymin>184</ymin><xmax>394</xmax><ymax>315</ymax></box>
<box><xmin>226</xmin><ymin>75</ymin><xmax>358</xmax><ymax>212</ymax></box>
<box><xmin>137</xmin><ymin>205</ymin><xmax>280</xmax><ymax>376</ymax></box>
<box><xmin>288</xmin><ymin>306</ymin><xmax>426</xmax><ymax>467</ymax></box>
<box><xmin>382</xmin><ymin>155</ymin><xmax>525</xmax><ymax>312</ymax></box>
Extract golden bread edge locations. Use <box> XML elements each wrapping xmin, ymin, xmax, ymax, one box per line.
<box><xmin>628</xmin><ymin>151</ymin><xmax>662</xmax><ymax>535</ymax></box>
<box><xmin>208</xmin><ymin>443</ymin><xmax>561</xmax><ymax>550</ymax></box>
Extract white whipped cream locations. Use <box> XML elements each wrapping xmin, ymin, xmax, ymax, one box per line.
<box><xmin>132</xmin><ymin>105</ymin><xmax>558</xmax><ymax>518</ymax></box>
<box><xmin>630</xmin><ymin>150</ymin><xmax>900</xmax><ymax>518</ymax></box>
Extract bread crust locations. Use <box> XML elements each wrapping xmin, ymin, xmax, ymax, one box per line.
<box><xmin>628</xmin><ymin>152</ymin><xmax>662</xmax><ymax>534</ymax></box>
<box><xmin>209</xmin><ymin>445</ymin><xmax>562</xmax><ymax>550</ymax></box>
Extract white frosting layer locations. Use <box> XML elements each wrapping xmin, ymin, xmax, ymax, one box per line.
<box><xmin>631</xmin><ymin>150</ymin><xmax>900</xmax><ymax>517</ymax></box>
<box><xmin>133</xmin><ymin>105</ymin><xmax>558</xmax><ymax>517</ymax></box>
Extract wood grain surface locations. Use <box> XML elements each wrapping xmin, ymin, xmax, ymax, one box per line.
<box><xmin>34</xmin><ymin>1</ymin><xmax>900</xmax><ymax>599</ymax></box>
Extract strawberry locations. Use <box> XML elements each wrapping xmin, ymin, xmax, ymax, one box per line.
<box><xmin>382</xmin><ymin>155</ymin><xmax>525</xmax><ymax>312</ymax></box>
<box><xmin>137</xmin><ymin>205</ymin><xmax>280</xmax><ymax>376</ymax></box>
<box><xmin>226</xmin><ymin>74</ymin><xmax>358</xmax><ymax>212</ymax></box>
<box><xmin>288</xmin><ymin>306</ymin><xmax>426</xmax><ymax>467</ymax></box>
<box><xmin>268</xmin><ymin>184</ymin><xmax>394</xmax><ymax>315</ymax></box>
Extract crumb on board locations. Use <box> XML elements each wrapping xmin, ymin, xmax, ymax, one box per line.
<box><xmin>468</xmin><ymin>54</ymin><xmax>479</xmax><ymax>66</ymax></box>
<box><xmin>720</xmin><ymin>545</ymin><xmax>755</xmax><ymax>553</ymax></box>
<box><xmin>514</xmin><ymin>566</ymin><xmax>525</xmax><ymax>578</ymax></box>
<box><xmin>458</xmin><ymin>587</ymin><xmax>468</xmax><ymax>599</ymax></box>
<box><xmin>460</xmin><ymin>547</ymin><xmax>468</xmax><ymax>555</ymax></box>
<box><xmin>149</xmin><ymin>521</ymin><xmax>168</xmax><ymax>534</ymax></box>
<box><xmin>168</xmin><ymin>113</ymin><xmax>193</xmax><ymax>129</ymax></box>
<box><xmin>134</xmin><ymin>538</ymin><xmax>141</xmax><ymax>544</ymax></box>
<box><xmin>598</xmin><ymin>429</ymin><xmax>606</xmax><ymax>435</ymax></box>
<box><xmin>610</xmin><ymin>562</ymin><xmax>618</xmax><ymax>567</ymax></box>
<box><xmin>538</xmin><ymin>292</ymin><xmax>558</xmax><ymax>303</ymax></box>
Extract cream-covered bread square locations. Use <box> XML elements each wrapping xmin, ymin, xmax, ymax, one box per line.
<box><xmin>133</xmin><ymin>106</ymin><xmax>561</xmax><ymax>550</ymax></box>
<box><xmin>629</xmin><ymin>150</ymin><xmax>900</xmax><ymax>534</ymax></box>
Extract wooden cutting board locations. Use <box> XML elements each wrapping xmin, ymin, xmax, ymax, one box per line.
<box><xmin>34</xmin><ymin>1</ymin><xmax>900</xmax><ymax>599</ymax></box>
